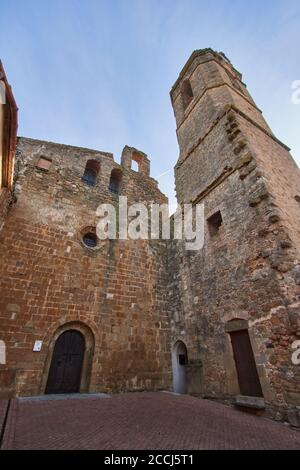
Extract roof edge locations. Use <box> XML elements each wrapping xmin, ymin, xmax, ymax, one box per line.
<box><xmin>170</xmin><ymin>48</ymin><xmax>242</xmax><ymax>96</ymax></box>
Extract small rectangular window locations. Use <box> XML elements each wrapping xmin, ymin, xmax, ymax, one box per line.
<box><xmin>207</xmin><ymin>210</ymin><xmax>223</xmax><ymax>237</ymax></box>
<box><xmin>36</xmin><ymin>157</ymin><xmax>52</xmax><ymax>171</ymax></box>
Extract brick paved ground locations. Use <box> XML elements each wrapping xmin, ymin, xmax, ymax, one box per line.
<box><xmin>1</xmin><ymin>392</ymin><xmax>300</xmax><ymax>450</ymax></box>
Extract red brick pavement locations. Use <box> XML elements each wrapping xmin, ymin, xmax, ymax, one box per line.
<box><xmin>1</xmin><ymin>392</ymin><xmax>300</xmax><ymax>450</ymax></box>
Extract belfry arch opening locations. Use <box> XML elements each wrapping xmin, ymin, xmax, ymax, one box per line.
<box><xmin>181</xmin><ymin>79</ymin><xmax>193</xmax><ymax>109</ymax></box>
<box><xmin>131</xmin><ymin>159</ymin><xmax>139</xmax><ymax>172</ymax></box>
<box><xmin>172</xmin><ymin>340</ymin><xmax>188</xmax><ymax>394</ymax></box>
<box><xmin>131</xmin><ymin>152</ymin><xmax>142</xmax><ymax>172</ymax></box>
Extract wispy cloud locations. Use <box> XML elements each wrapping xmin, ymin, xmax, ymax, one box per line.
<box><xmin>1</xmin><ymin>0</ymin><xmax>299</xmax><ymax>203</ymax></box>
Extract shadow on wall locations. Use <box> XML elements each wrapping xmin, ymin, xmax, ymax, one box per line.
<box><xmin>172</xmin><ymin>340</ymin><xmax>203</xmax><ymax>396</ymax></box>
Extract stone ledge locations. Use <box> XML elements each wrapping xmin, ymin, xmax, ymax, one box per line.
<box><xmin>235</xmin><ymin>395</ymin><xmax>266</xmax><ymax>410</ymax></box>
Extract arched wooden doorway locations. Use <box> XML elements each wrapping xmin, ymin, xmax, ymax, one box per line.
<box><xmin>45</xmin><ymin>330</ymin><xmax>85</xmax><ymax>394</ymax></box>
<box><xmin>172</xmin><ymin>341</ymin><xmax>188</xmax><ymax>394</ymax></box>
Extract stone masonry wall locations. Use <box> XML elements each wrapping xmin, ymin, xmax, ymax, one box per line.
<box><xmin>170</xmin><ymin>49</ymin><xmax>300</xmax><ymax>425</ymax></box>
<box><xmin>0</xmin><ymin>188</ymin><xmax>11</xmax><ymax>230</ymax></box>
<box><xmin>0</xmin><ymin>137</ymin><xmax>171</xmax><ymax>397</ymax></box>
<box><xmin>1</xmin><ymin>48</ymin><xmax>299</xmax><ymax>426</ymax></box>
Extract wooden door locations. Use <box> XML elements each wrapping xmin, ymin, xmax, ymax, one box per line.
<box><xmin>230</xmin><ymin>330</ymin><xmax>263</xmax><ymax>397</ymax></box>
<box><xmin>45</xmin><ymin>330</ymin><xmax>85</xmax><ymax>394</ymax></box>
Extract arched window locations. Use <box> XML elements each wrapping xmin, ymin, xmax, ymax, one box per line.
<box><xmin>109</xmin><ymin>169</ymin><xmax>122</xmax><ymax>194</ymax></box>
<box><xmin>82</xmin><ymin>160</ymin><xmax>100</xmax><ymax>187</ymax></box>
<box><xmin>181</xmin><ymin>79</ymin><xmax>193</xmax><ymax>110</ymax></box>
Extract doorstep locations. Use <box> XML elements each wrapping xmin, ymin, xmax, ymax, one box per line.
<box><xmin>235</xmin><ymin>395</ymin><xmax>266</xmax><ymax>410</ymax></box>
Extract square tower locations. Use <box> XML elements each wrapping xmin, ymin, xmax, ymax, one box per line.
<box><xmin>169</xmin><ymin>49</ymin><xmax>300</xmax><ymax>425</ymax></box>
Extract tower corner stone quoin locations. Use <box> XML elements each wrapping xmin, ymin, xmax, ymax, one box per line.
<box><xmin>0</xmin><ymin>49</ymin><xmax>300</xmax><ymax>427</ymax></box>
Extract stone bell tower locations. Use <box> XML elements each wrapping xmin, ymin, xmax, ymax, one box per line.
<box><xmin>169</xmin><ymin>48</ymin><xmax>300</xmax><ymax>425</ymax></box>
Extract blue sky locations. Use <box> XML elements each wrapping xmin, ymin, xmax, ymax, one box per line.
<box><xmin>1</xmin><ymin>0</ymin><xmax>300</xmax><ymax>207</ymax></box>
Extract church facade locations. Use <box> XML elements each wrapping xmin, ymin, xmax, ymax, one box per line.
<box><xmin>0</xmin><ymin>49</ymin><xmax>299</xmax><ymax>426</ymax></box>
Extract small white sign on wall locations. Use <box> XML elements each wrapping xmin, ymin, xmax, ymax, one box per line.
<box><xmin>33</xmin><ymin>340</ymin><xmax>43</xmax><ymax>352</ymax></box>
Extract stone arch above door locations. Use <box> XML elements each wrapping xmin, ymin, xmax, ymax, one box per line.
<box><xmin>41</xmin><ymin>321</ymin><xmax>95</xmax><ymax>394</ymax></box>
<box><xmin>172</xmin><ymin>340</ymin><xmax>188</xmax><ymax>394</ymax></box>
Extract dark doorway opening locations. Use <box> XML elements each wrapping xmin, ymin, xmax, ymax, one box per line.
<box><xmin>45</xmin><ymin>330</ymin><xmax>85</xmax><ymax>394</ymax></box>
<box><xmin>172</xmin><ymin>341</ymin><xmax>188</xmax><ymax>394</ymax></box>
<box><xmin>229</xmin><ymin>329</ymin><xmax>263</xmax><ymax>397</ymax></box>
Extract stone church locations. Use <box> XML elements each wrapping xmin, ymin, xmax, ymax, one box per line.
<box><xmin>0</xmin><ymin>49</ymin><xmax>299</xmax><ymax>426</ymax></box>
